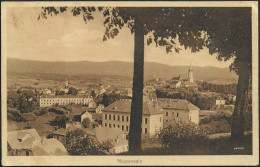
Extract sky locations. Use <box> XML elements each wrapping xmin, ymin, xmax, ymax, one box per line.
<box><xmin>6</xmin><ymin>7</ymin><xmax>234</xmax><ymax>68</ymax></box>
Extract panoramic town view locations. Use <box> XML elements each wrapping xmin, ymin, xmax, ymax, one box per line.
<box><xmin>6</xmin><ymin>6</ymin><xmax>252</xmax><ymax>156</ymax></box>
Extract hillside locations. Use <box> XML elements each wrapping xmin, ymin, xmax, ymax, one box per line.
<box><xmin>7</xmin><ymin>58</ymin><xmax>238</xmax><ymax>83</ymax></box>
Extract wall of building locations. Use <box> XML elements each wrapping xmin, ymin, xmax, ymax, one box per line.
<box><xmin>148</xmin><ymin>114</ymin><xmax>163</xmax><ymax>135</ymax></box>
<box><xmin>40</xmin><ymin>97</ymin><xmax>93</xmax><ymax>107</ymax></box>
<box><xmin>189</xmin><ymin>110</ymin><xmax>199</xmax><ymax>124</ymax></box>
<box><xmin>216</xmin><ymin>100</ymin><xmax>226</xmax><ymax>105</ymax></box>
<box><xmin>163</xmin><ymin>109</ymin><xmax>190</xmax><ymax>125</ymax></box>
<box><xmin>102</xmin><ymin>111</ymin><xmax>162</xmax><ymax>136</ymax></box>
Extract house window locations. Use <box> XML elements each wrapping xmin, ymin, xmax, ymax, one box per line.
<box><xmin>113</xmin><ymin>115</ymin><xmax>115</xmax><ymax>121</ymax></box>
<box><xmin>126</xmin><ymin>116</ymin><xmax>129</xmax><ymax>122</ymax></box>
<box><xmin>145</xmin><ymin>128</ymin><xmax>148</xmax><ymax>134</ymax></box>
<box><xmin>118</xmin><ymin>115</ymin><xmax>120</xmax><ymax>121</ymax></box>
<box><xmin>105</xmin><ymin>123</ymin><xmax>107</xmax><ymax>127</ymax></box>
<box><xmin>122</xmin><ymin>116</ymin><xmax>124</xmax><ymax>121</ymax></box>
<box><xmin>126</xmin><ymin>126</ymin><xmax>129</xmax><ymax>131</ymax></box>
<box><xmin>109</xmin><ymin>124</ymin><xmax>111</xmax><ymax>128</ymax></box>
<box><xmin>118</xmin><ymin>125</ymin><xmax>120</xmax><ymax>128</ymax></box>
<box><xmin>172</xmin><ymin>112</ymin><xmax>174</xmax><ymax>116</ymax></box>
<box><xmin>177</xmin><ymin>113</ymin><xmax>179</xmax><ymax>117</ymax></box>
<box><xmin>166</xmin><ymin>112</ymin><xmax>168</xmax><ymax>116</ymax></box>
<box><xmin>145</xmin><ymin>118</ymin><xmax>148</xmax><ymax>124</ymax></box>
<box><xmin>109</xmin><ymin>114</ymin><xmax>111</xmax><ymax>120</ymax></box>
<box><xmin>26</xmin><ymin>150</ymin><xmax>30</xmax><ymax>156</ymax></box>
<box><xmin>113</xmin><ymin>124</ymin><xmax>115</xmax><ymax>127</ymax></box>
<box><xmin>122</xmin><ymin>125</ymin><xmax>124</xmax><ymax>131</ymax></box>
<box><xmin>105</xmin><ymin>114</ymin><xmax>107</xmax><ymax>120</ymax></box>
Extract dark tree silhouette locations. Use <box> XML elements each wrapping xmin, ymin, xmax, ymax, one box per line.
<box><xmin>39</xmin><ymin>7</ymin><xmax>252</xmax><ymax>152</ymax></box>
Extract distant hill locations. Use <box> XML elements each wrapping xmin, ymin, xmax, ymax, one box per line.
<box><xmin>7</xmin><ymin>58</ymin><xmax>238</xmax><ymax>83</ymax></box>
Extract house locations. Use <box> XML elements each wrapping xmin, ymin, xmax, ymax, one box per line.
<box><xmin>127</xmin><ymin>88</ymin><xmax>132</xmax><ymax>97</ymax></box>
<box><xmin>88</xmin><ymin>100</ymin><xmax>97</xmax><ymax>108</ymax></box>
<box><xmin>102</xmin><ymin>97</ymin><xmax>164</xmax><ymax>136</ymax></box>
<box><xmin>216</xmin><ymin>96</ymin><xmax>226</xmax><ymax>105</ymax></box>
<box><xmin>85</xmin><ymin>127</ymin><xmax>128</xmax><ymax>154</ymax></box>
<box><xmin>8</xmin><ymin>129</ymin><xmax>68</xmax><ymax>156</ymax></box>
<box><xmin>157</xmin><ymin>98</ymin><xmax>200</xmax><ymax>126</ymax></box>
<box><xmin>143</xmin><ymin>86</ymin><xmax>155</xmax><ymax>95</ymax></box>
<box><xmin>81</xmin><ymin>111</ymin><xmax>93</xmax><ymax>122</ymax></box>
<box><xmin>96</xmin><ymin>104</ymin><xmax>105</xmax><ymax>114</ymax></box>
<box><xmin>51</xmin><ymin>123</ymin><xmax>80</xmax><ymax>142</ymax></box>
<box><xmin>8</xmin><ymin>129</ymin><xmax>41</xmax><ymax>156</ymax></box>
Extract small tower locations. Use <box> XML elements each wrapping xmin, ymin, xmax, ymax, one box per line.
<box><xmin>65</xmin><ymin>78</ymin><xmax>69</xmax><ymax>88</ymax></box>
<box><xmin>188</xmin><ymin>64</ymin><xmax>194</xmax><ymax>82</ymax></box>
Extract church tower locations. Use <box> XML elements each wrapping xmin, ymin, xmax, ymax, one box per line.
<box><xmin>188</xmin><ymin>64</ymin><xmax>194</xmax><ymax>82</ymax></box>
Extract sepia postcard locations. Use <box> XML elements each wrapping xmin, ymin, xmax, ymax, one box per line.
<box><xmin>1</xmin><ymin>1</ymin><xmax>259</xmax><ymax>166</ymax></box>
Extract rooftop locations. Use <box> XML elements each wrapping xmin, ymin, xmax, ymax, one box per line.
<box><xmin>102</xmin><ymin>98</ymin><xmax>163</xmax><ymax>115</ymax></box>
<box><xmin>40</xmin><ymin>95</ymin><xmax>93</xmax><ymax>98</ymax></box>
<box><xmin>157</xmin><ymin>98</ymin><xmax>200</xmax><ymax>111</ymax></box>
<box><xmin>8</xmin><ymin>129</ymin><xmax>42</xmax><ymax>150</ymax></box>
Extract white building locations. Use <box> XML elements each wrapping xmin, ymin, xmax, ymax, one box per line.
<box><xmin>216</xmin><ymin>96</ymin><xmax>226</xmax><ymax>106</ymax></box>
<box><xmin>39</xmin><ymin>95</ymin><xmax>93</xmax><ymax>107</ymax></box>
<box><xmin>157</xmin><ymin>98</ymin><xmax>200</xmax><ymax>126</ymax></box>
<box><xmin>102</xmin><ymin>98</ymin><xmax>163</xmax><ymax>136</ymax></box>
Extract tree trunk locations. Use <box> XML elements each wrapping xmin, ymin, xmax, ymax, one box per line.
<box><xmin>128</xmin><ymin>20</ymin><xmax>144</xmax><ymax>154</ymax></box>
<box><xmin>231</xmin><ymin>62</ymin><xmax>250</xmax><ymax>141</ymax></box>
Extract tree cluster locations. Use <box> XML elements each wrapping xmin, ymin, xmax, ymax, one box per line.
<box><xmin>197</xmin><ymin>81</ymin><xmax>237</xmax><ymax>95</ymax></box>
<box><xmin>63</xmin><ymin>129</ymin><xmax>111</xmax><ymax>155</ymax></box>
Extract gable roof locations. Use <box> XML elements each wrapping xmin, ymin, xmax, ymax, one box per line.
<box><xmin>103</xmin><ymin>99</ymin><xmax>163</xmax><ymax>115</ymax></box>
<box><xmin>8</xmin><ymin>129</ymin><xmax>41</xmax><ymax>150</ymax></box>
<box><xmin>157</xmin><ymin>98</ymin><xmax>200</xmax><ymax>111</ymax></box>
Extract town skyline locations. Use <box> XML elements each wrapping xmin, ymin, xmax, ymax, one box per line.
<box><xmin>7</xmin><ymin>7</ymin><xmax>234</xmax><ymax>68</ymax></box>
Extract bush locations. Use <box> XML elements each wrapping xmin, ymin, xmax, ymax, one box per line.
<box><xmin>158</xmin><ymin>124</ymin><xmax>207</xmax><ymax>148</ymax></box>
<box><xmin>200</xmin><ymin>119</ymin><xmax>231</xmax><ymax>134</ymax></box>
<box><xmin>63</xmin><ymin>129</ymin><xmax>111</xmax><ymax>155</ymax></box>
<box><xmin>7</xmin><ymin>108</ymin><xmax>26</xmax><ymax>122</ymax></box>
<box><xmin>82</xmin><ymin>118</ymin><xmax>92</xmax><ymax>128</ymax></box>
<box><xmin>48</xmin><ymin>107</ymin><xmax>65</xmax><ymax>115</ymax></box>
<box><xmin>34</xmin><ymin>108</ymin><xmax>48</xmax><ymax>116</ymax></box>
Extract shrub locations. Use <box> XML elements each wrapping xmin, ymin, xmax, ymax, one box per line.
<box><xmin>7</xmin><ymin>108</ymin><xmax>26</xmax><ymax>122</ymax></box>
<box><xmin>63</xmin><ymin>129</ymin><xmax>111</xmax><ymax>155</ymax></box>
<box><xmin>34</xmin><ymin>108</ymin><xmax>48</xmax><ymax>116</ymax></box>
<box><xmin>82</xmin><ymin>118</ymin><xmax>92</xmax><ymax>128</ymax></box>
<box><xmin>48</xmin><ymin>107</ymin><xmax>65</xmax><ymax>115</ymax></box>
<box><xmin>200</xmin><ymin>119</ymin><xmax>231</xmax><ymax>134</ymax></box>
<box><xmin>158</xmin><ymin>124</ymin><xmax>207</xmax><ymax>148</ymax></box>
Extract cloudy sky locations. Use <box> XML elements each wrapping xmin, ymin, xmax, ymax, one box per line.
<box><xmin>6</xmin><ymin>7</ymin><xmax>234</xmax><ymax>67</ymax></box>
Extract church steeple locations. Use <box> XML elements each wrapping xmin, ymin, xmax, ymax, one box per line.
<box><xmin>188</xmin><ymin>64</ymin><xmax>194</xmax><ymax>82</ymax></box>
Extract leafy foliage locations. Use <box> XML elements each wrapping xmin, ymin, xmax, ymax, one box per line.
<box><xmin>52</xmin><ymin>115</ymin><xmax>69</xmax><ymax>128</ymax></box>
<box><xmin>82</xmin><ymin>117</ymin><xmax>92</xmax><ymax>128</ymax></box>
<box><xmin>158</xmin><ymin>124</ymin><xmax>207</xmax><ymax>148</ymax></box>
<box><xmin>67</xmin><ymin>87</ymin><xmax>78</xmax><ymax>95</ymax></box>
<box><xmin>63</xmin><ymin>129</ymin><xmax>111</xmax><ymax>155</ymax></box>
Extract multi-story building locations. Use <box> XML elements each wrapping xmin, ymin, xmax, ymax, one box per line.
<box><xmin>157</xmin><ymin>98</ymin><xmax>200</xmax><ymax>126</ymax></box>
<box><xmin>102</xmin><ymin>98</ymin><xmax>164</xmax><ymax>136</ymax></box>
<box><xmin>39</xmin><ymin>95</ymin><xmax>93</xmax><ymax>107</ymax></box>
